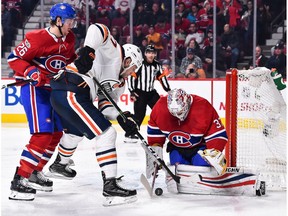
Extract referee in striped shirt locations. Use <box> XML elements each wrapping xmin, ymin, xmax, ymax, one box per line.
<box><xmin>126</xmin><ymin>45</ymin><xmax>171</xmax><ymax>143</ymax></box>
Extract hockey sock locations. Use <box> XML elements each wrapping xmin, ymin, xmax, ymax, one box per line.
<box><xmin>57</xmin><ymin>133</ymin><xmax>83</xmax><ymax>164</ymax></box>
<box><xmin>35</xmin><ymin>131</ymin><xmax>63</xmax><ymax>171</ymax></box>
<box><xmin>18</xmin><ymin>133</ymin><xmax>52</xmax><ymax>178</ymax></box>
<box><xmin>95</xmin><ymin>127</ymin><xmax>117</xmax><ymax>178</ymax></box>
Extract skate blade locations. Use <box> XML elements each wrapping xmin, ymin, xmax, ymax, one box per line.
<box><xmin>9</xmin><ymin>191</ymin><xmax>35</xmax><ymax>201</ymax></box>
<box><xmin>26</xmin><ymin>182</ymin><xmax>53</xmax><ymax>192</ymax></box>
<box><xmin>103</xmin><ymin>195</ymin><xmax>137</xmax><ymax>207</ymax></box>
<box><xmin>123</xmin><ymin>138</ymin><xmax>138</xmax><ymax>144</ymax></box>
<box><xmin>44</xmin><ymin>171</ymin><xmax>74</xmax><ymax>180</ymax></box>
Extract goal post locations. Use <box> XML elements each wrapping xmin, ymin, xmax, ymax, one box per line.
<box><xmin>225</xmin><ymin>67</ymin><xmax>286</xmax><ymax>190</ymax></box>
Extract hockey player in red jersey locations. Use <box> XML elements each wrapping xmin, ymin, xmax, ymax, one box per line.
<box><xmin>146</xmin><ymin>89</ymin><xmax>264</xmax><ymax>196</ymax></box>
<box><xmin>147</xmin><ymin>88</ymin><xmax>228</xmax><ymax>173</ymax></box>
<box><xmin>7</xmin><ymin>3</ymin><xmax>77</xmax><ymax>201</ymax></box>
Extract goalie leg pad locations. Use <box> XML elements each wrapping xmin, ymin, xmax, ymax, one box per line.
<box><xmin>176</xmin><ymin>165</ymin><xmax>263</xmax><ymax>196</ymax></box>
<box><xmin>146</xmin><ymin>146</ymin><xmax>163</xmax><ymax>179</ymax></box>
<box><xmin>165</xmin><ymin>165</ymin><xmax>178</xmax><ymax>194</ymax></box>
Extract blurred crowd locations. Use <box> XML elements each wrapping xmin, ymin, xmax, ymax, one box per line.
<box><xmin>1</xmin><ymin>0</ymin><xmax>39</xmax><ymax>56</ymax></box>
<box><xmin>2</xmin><ymin>0</ymin><xmax>287</xmax><ymax>78</ymax></box>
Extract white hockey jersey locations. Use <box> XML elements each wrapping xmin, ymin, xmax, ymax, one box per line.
<box><xmin>67</xmin><ymin>23</ymin><xmax>126</xmax><ymax>120</ymax></box>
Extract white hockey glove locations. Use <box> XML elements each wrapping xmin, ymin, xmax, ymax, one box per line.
<box><xmin>146</xmin><ymin>145</ymin><xmax>163</xmax><ymax>179</ymax></box>
<box><xmin>198</xmin><ymin>149</ymin><xmax>227</xmax><ymax>176</ymax></box>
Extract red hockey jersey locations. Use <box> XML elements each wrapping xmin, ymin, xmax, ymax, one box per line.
<box><xmin>7</xmin><ymin>28</ymin><xmax>77</xmax><ymax>85</ymax></box>
<box><xmin>147</xmin><ymin>94</ymin><xmax>228</xmax><ymax>151</ymax></box>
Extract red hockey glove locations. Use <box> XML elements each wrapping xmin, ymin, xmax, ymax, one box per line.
<box><xmin>24</xmin><ymin>66</ymin><xmax>46</xmax><ymax>87</ymax></box>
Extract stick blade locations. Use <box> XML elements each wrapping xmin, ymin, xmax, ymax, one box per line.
<box><xmin>140</xmin><ymin>174</ymin><xmax>153</xmax><ymax>197</ymax></box>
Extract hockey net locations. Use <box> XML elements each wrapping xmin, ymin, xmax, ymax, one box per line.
<box><xmin>225</xmin><ymin>67</ymin><xmax>286</xmax><ymax>190</ymax></box>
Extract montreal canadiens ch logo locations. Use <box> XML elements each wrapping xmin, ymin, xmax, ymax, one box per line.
<box><xmin>168</xmin><ymin>131</ymin><xmax>193</xmax><ymax>148</ymax></box>
<box><xmin>45</xmin><ymin>55</ymin><xmax>66</xmax><ymax>73</ymax></box>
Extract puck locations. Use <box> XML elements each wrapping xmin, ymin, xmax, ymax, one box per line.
<box><xmin>155</xmin><ymin>187</ymin><xmax>163</xmax><ymax>196</ymax></box>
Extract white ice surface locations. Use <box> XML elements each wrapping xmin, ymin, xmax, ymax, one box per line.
<box><xmin>1</xmin><ymin>123</ymin><xmax>287</xmax><ymax>216</ymax></box>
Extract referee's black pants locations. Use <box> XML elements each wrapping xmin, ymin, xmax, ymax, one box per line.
<box><xmin>133</xmin><ymin>89</ymin><xmax>160</xmax><ymax>127</ymax></box>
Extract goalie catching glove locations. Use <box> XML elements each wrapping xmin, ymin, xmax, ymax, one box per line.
<box><xmin>116</xmin><ymin>111</ymin><xmax>139</xmax><ymax>137</ymax></box>
<box><xmin>198</xmin><ymin>148</ymin><xmax>227</xmax><ymax>175</ymax></box>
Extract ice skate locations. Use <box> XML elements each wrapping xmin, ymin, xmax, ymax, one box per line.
<box><xmin>102</xmin><ymin>171</ymin><xmax>137</xmax><ymax>206</ymax></box>
<box><xmin>9</xmin><ymin>167</ymin><xmax>36</xmax><ymax>201</ymax></box>
<box><xmin>46</xmin><ymin>154</ymin><xmax>76</xmax><ymax>180</ymax></box>
<box><xmin>124</xmin><ymin>135</ymin><xmax>138</xmax><ymax>144</ymax></box>
<box><xmin>27</xmin><ymin>170</ymin><xmax>53</xmax><ymax>192</ymax></box>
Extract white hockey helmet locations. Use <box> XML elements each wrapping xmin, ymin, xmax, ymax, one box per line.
<box><xmin>167</xmin><ymin>88</ymin><xmax>192</xmax><ymax>121</ymax></box>
<box><xmin>122</xmin><ymin>44</ymin><xmax>143</xmax><ymax>72</ymax></box>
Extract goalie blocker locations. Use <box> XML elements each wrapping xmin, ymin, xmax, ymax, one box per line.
<box><xmin>165</xmin><ymin>164</ymin><xmax>265</xmax><ymax>196</ymax></box>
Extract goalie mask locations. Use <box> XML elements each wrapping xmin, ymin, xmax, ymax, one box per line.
<box><xmin>167</xmin><ymin>88</ymin><xmax>192</xmax><ymax>121</ymax></box>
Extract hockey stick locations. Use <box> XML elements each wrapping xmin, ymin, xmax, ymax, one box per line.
<box><xmin>1</xmin><ymin>79</ymin><xmax>32</xmax><ymax>89</ymax></box>
<box><xmin>140</xmin><ymin>164</ymin><xmax>159</xmax><ymax>197</ymax></box>
<box><xmin>1</xmin><ymin>70</ymin><xmax>65</xmax><ymax>90</ymax></box>
<box><xmin>93</xmin><ymin>77</ymin><xmax>180</xmax><ymax>183</ymax></box>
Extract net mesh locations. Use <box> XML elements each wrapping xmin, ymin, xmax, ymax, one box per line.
<box><xmin>235</xmin><ymin>67</ymin><xmax>286</xmax><ymax>190</ymax></box>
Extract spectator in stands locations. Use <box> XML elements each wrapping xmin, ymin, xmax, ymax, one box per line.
<box><xmin>197</xmin><ymin>0</ymin><xmax>213</xmax><ymax>31</ymax></box>
<box><xmin>146</xmin><ymin>25</ymin><xmax>164</xmax><ymax>57</ymax></box>
<box><xmin>96</xmin><ymin>0</ymin><xmax>115</xmax><ymax>20</ymax></box>
<box><xmin>186</xmin><ymin>3</ymin><xmax>199</xmax><ymax>24</ymax></box>
<box><xmin>4</xmin><ymin>0</ymin><xmax>22</xmax><ymax>28</ymax></box>
<box><xmin>220</xmin><ymin>0</ymin><xmax>242</xmax><ymax>29</ymax></box>
<box><xmin>265</xmin><ymin>43</ymin><xmax>287</xmax><ymax>79</ymax></box>
<box><xmin>240</xmin><ymin>0</ymin><xmax>254</xmax><ymax>55</ymax></box>
<box><xmin>175</xmin><ymin>14</ymin><xmax>190</xmax><ymax>35</ymax></box>
<box><xmin>178</xmin><ymin>48</ymin><xmax>206</xmax><ymax>79</ymax></box>
<box><xmin>256</xmin><ymin>3</ymin><xmax>272</xmax><ymax>46</ymax></box>
<box><xmin>139</xmin><ymin>37</ymin><xmax>148</xmax><ymax>54</ymax></box>
<box><xmin>161</xmin><ymin>59</ymin><xmax>175</xmax><ymax>78</ymax></box>
<box><xmin>176</xmin><ymin>0</ymin><xmax>194</xmax><ymax>9</ymax></box>
<box><xmin>146</xmin><ymin>2</ymin><xmax>167</xmax><ymax>27</ymax></box>
<box><xmin>248</xmin><ymin>45</ymin><xmax>268</xmax><ymax>69</ymax></box>
<box><xmin>1</xmin><ymin>1</ymin><xmax>13</xmax><ymax>55</ymax></box>
<box><xmin>175</xmin><ymin>27</ymin><xmax>186</xmax><ymax>51</ymax></box>
<box><xmin>220</xmin><ymin>24</ymin><xmax>240</xmax><ymax>68</ymax></box>
<box><xmin>169</xmin><ymin>50</ymin><xmax>182</xmax><ymax>69</ymax></box>
<box><xmin>176</xmin><ymin>2</ymin><xmax>188</xmax><ymax>18</ymax></box>
<box><xmin>202</xmin><ymin>37</ymin><xmax>214</xmax><ymax>77</ymax></box>
<box><xmin>111</xmin><ymin>26</ymin><xmax>120</xmax><ymax>43</ymax></box>
<box><xmin>78</xmin><ymin>3</ymin><xmax>96</xmax><ymax>26</ymax></box>
<box><xmin>125</xmin><ymin>35</ymin><xmax>131</xmax><ymax>43</ymax></box>
<box><xmin>186</xmin><ymin>38</ymin><xmax>202</xmax><ymax>59</ymax></box>
<box><xmin>184</xmin><ymin>22</ymin><xmax>205</xmax><ymax>47</ymax></box>
<box><xmin>154</xmin><ymin>16</ymin><xmax>171</xmax><ymax>35</ymax></box>
<box><xmin>202</xmin><ymin>27</ymin><xmax>213</xmax><ymax>47</ymax></box>
<box><xmin>271</xmin><ymin>39</ymin><xmax>286</xmax><ymax>56</ymax></box>
<box><xmin>113</xmin><ymin>0</ymin><xmax>135</xmax><ymax>20</ymax></box>
<box><xmin>133</xmin><ymin>25</ymin><xmax>145</xmax><ymax>47</ymax></box>
<box><xmin>133</xmin><ymin>2</ymin><xmax>148</xmax><ymax>26</ymax></box>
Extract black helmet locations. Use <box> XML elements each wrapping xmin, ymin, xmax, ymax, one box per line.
<box><xmin>145</xmin><ymin>44</ymin><xmax>156</xmax><ymax>53</ymax></box>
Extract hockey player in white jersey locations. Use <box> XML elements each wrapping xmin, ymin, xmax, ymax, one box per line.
<box><xmin>48</xmin><ymin>23</ymin><xmax>143</xmax><ymax>206</ymax></box>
